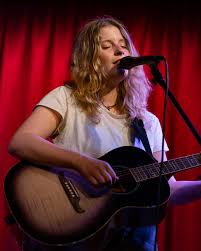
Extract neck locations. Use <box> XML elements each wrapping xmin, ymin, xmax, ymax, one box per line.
<box><xmin>102</xmin><ymin>87</ymin><xmax>118</xmax><ymax>108</ymax></box>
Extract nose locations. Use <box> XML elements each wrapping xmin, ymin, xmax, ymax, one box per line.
<box><xmin>114</xmin><ymin>45</ymin><xmax>124</xmax><ymax>56</ymax></box>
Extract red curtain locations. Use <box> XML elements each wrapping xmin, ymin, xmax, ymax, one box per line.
<box><xmin>0</xmin><ymin>3</ymin><xmax>201</xmax><ymax>251</ymax></box>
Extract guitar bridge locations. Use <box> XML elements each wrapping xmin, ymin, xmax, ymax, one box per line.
<box><xmin>58</xmin><ymin>175</ymin><xmax>85</xmax><ymax>213</ymax></box>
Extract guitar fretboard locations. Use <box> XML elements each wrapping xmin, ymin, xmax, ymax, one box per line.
<box><xmin>130</xmin><ymin>153</ymin><xmax>201</xmax><ymax>182</ymax></box>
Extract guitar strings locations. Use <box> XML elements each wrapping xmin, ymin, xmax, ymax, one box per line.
<box><xmin>115</xmin><ymin>169</ymin><xmax>140</xmax><ymax>181</ymax></box>
<box><xmin>115</xmin><ymin>154</ymin><xmax>200</xmax><ymax>176</ymax></box>
<box><xmin>112</xmin><ymin>154</ymin><xmax>200</xmax><ymax>182</ymax></box>
<box><xmin>114</xmin><ymin>164</ymin><xmax>159</xmax><ymax>180</ymax></box>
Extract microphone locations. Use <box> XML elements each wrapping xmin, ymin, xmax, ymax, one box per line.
<box><xmin>118</xmin><ymin>55</ymin><xmax>164</xmax><ymax>70</ymax></box>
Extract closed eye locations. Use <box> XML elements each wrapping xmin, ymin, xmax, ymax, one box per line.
<box><xmin>102</xmin><ymin>46</ymin><xmax>111</xmax><ymax>49</ymax></box>
<box><xmin>120</xmin><ymin>45</ymin><xmax>128</xmax><ymax>49</ymax></box>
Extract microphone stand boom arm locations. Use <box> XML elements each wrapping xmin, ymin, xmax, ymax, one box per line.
<box><xmin>149</xmin><ymin>64</ymin><xmax>201</xmax><ymax>146</ymax></box>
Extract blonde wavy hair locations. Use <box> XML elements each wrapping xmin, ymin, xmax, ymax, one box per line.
<box><xmin>69</xmin><ymin>16</ymin><xmax>151</xmax><ymax>123</ymax></box>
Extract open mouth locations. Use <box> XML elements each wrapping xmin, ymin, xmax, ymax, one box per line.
<box><xmin>113</xmin><ymin>59</ymin><xmax>120</xmax><ymax>65</ymax></box>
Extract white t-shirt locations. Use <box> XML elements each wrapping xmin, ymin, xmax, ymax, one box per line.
<box><xmin>36</xmin><ymin>85</ymin><xmax>168</xmax><ymax>158</ymax></box>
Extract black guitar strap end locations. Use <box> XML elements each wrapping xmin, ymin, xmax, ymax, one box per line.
<box><xmin>131</xmin><ymin>118</ymin><xmax>153</xmax><ymax>157</ymax></box>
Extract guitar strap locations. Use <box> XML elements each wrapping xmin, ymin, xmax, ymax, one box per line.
<box><xmin>131</xmin><ymin>117</ymin><xmax>153</xmax><ymax>156</ymax></box>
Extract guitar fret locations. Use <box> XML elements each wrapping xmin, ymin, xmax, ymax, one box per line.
<box><xmin>140</xmin><ymin>166</ymin><xmax>152</xmax><ymax>180</ymax></box>
<box><xmin>188</xmin><ymin>156</ymin><xmax>197</xmax><ymax>166</ymax></box>
<box><xmin>146</xmin><ymin>164</ymin><xmax>160</xmax><ymax>178</ymax></box>
<box><xmin>187</xmin><ymin>158</ymin><xmax>195</xmax><ymax>166</ymax></box>
<box><xmin>131</xmin><ymin>153</ymin><xmax>201</xmax><ymax>182</ymax></box>
<box><xmin>164</xmin><ymin>154</ymin><xmax>200</xmax><ymax>174</ymax></box>
<box><xmin>137</xmin><ymin>168</ymin><xmax>148</xmax><ymax>180</ymax></box>
<box><xmin>161</xmin><ymin>164</ymin><xmax>170</xmax><ymax>175</ymax></box>
<box><xmin>171</xmin><ymin>160</ymin><xmax>179</xmax><ymax>171</ymax></box>
<box><xmin>178</xmin><ymin>160</ymin><xmax>187</xmax><ymax>170</ymax></box>
<box><xmin>132</xmin><ymin>164</ymin><xmax>160</xmax><ymax>182</ymax></box>
<box><xmin>131</xmin><ymin>167</ymin><xmax>148</xmax><ymax>182</ymax></box>
<box><xmin>177</xmin><ymin>158</ymin><xmax>193</xmax><ymax>171</ymax></box>
<box><xmin>147</xmin><ymin>166</ymin><xmax>157</xmax><ymax>178</ymax></box>
<box><xmin>180</xmin><ymin>158</ymin><xmax>191</xmax><ymax>168</ymax></box>
<box><xmin>161</xmin><ymin>161</ymin><xmax>174</xmax><ymax>174</ymax></box>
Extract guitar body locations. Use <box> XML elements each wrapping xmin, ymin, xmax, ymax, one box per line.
<box><xmin>4</xmin><ymin>146</ymin><xmax>170</xmax><ymax>248</ymax></box>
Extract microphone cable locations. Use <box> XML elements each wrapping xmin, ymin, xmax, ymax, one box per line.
<box><xmin>149</xmin><ymin>58</ymin><xmax>169</xmax><ymax>251</ymax></box>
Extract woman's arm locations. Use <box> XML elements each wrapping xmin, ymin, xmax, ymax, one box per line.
<box><xmin>8</xmin><ymin>106</ymin><xmax>118</xmax><ymax>185</ymax></box>
<box><xmin>168</xmin><ymin>176</ymin><xmax>201</xmax><ymax>205</ymax></box>
<box><xmin>153</xmin><ymin>151</ymin><xmax>201</xmax><ymax>205</ymax></box>
<box><xmin>8</xmin><ymin>106</ymin><xmax>80</xmax><ymax>168</ymax></box>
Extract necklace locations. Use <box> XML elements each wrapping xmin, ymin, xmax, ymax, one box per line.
<box><xmin>102</xmin><ymin>103</ymin><xmax>117</xmax><ymax>111</ymax></box>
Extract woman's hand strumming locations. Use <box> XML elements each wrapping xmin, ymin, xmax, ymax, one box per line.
<box><xmin>76</xmin><ymin>155</ymin><xmax>119</xmax><ymax>186</ymax></box>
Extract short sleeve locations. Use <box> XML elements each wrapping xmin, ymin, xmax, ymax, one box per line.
<box><xmin>144</xmin><ymin>112</ymin><xmax>169</xmax><ymax>154</ymax></box>
<box><xmin>150</xmin><ymin>116</ymin><xmax>169</xmax><ymax>153</ymax></box>
<box><xmin>35</xmin><ymin>86</ymin><xmax>69</xmax><ymax>135</ymax></box>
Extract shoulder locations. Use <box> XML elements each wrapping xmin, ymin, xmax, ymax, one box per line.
<box><xmin>142</xmin><ymin>110</ymin><xmax>163</xmax><ymax>133</ymax></box>
<box><xmin>38</xmin><ymin>84</ymin><xmax>74</xmax><ymax>105</ymax></box>
<box><xmin>46</xmin><ymin>84</ymin><xmax>73</xmax><ymax>98</ymax></box>
<box><xmin>35</xmin><ymin>84</ymin><xmax>75</xmax><ymax>118</ymax></box>
<box><xmin>143</xmin><ymin>110</ymin><xmax>160</xmax><ymax>125</ymax></box>
<box><xmin>143</xmin><ymin>110</ymin><xmax>169</xmax><ymax>152</ymax></box>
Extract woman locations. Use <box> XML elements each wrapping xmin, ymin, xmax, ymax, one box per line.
<box><xmin>8</xmin><ymin>16</ymin><xmax>201</xmax><ymax>251</ymax></box>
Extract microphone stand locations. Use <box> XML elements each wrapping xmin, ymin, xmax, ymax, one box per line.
<box><xmin>149</xmin><ymin>63</ymin><xmax>201</xmax><ymax>145</ymax></box>
<box><xmin>150</xmin><ymin>62</ymin><xmax>201</xmax><ymax>251</ymax></box>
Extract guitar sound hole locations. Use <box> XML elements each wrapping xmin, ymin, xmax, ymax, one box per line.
<box><xmin>112</xmin><ymin>165</ymin><xmax>138</xmax><ymax>194</ymax></box>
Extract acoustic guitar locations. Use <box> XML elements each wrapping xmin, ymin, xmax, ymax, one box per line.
<box><xmin>4</xmin><ymin>146</ymin><xmax>201</xmax><ymax>249</ymax></box>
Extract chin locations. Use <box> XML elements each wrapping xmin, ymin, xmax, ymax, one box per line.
<box><xmin>106</xmin><ymin>68</ymin><xmax>128</xmax><ymax>84</ymax></box>
<box><xmin>117</xmin><ymin>68</ymin><xmax>129</xmax><ymax>81</ymax></box>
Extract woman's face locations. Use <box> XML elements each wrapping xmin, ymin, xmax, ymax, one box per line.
<box><xmin>98</xmin><ymin>25</ymin><xmax>130</xmax><ymax>86</ymax></box>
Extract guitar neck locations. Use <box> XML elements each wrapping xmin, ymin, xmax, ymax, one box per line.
<box><xmin>131</xmin><ymin>153</ymin><xmax>201</xmax><ymax>182</ymax></box>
